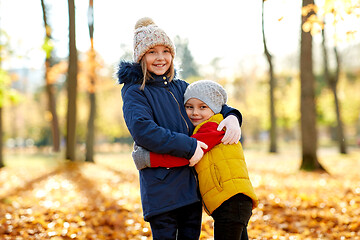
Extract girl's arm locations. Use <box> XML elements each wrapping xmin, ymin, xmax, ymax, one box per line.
<box><xmin>221</xmin><ymin>104</ymin><xmax>242</xmax><ymax>126</ymax></box>
<box><xmin>220</xmin><ymin>105</ymin><xmax>242</xmax><ymax>144</ymax></box>
<box><xmin>122</xmin><ymin>85</ymin><xmax>197</xmax><ymax>159</ymax></box>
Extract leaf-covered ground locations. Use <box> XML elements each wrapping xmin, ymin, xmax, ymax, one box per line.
<box><xmin>0</xmin><ymin>147</ymin><xmax>360</xmax><ymax>239</ymax></box>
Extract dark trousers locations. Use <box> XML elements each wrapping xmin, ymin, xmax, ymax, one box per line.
<box><xmin>211</xmin><ymin>193</ymin><xmax>253</xmax><ymax>240</ymax></box>
<box><xmin>148</xmin><ymin>201</ymin><xmax>202</xmax><ymax>240</ymax></box>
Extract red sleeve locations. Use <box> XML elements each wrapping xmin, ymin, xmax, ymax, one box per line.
<box><xmin>149</xmin><ymin>122</ymin><xmax>223</xmax><ymax>168</ymax></box>
<box><xmin>191</xmin><ymin>122</ymin><xmax>224</xmax><ymax>154</ymax></box>
<box><xmin>150</xmin><ymin>152</ymin><xmax>189</xmax><ymax>168</ymax></box>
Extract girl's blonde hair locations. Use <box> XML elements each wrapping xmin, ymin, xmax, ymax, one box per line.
<box><xmin>139</xmin><ymin>57</ymin><xmax>175</xmax><ymax>90</ymax></box>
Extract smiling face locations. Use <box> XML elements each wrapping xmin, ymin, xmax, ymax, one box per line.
<box><xmin>185</xmin><ymin>98</ymin><xmax>215</xmax><ymax>127</ymax></box>
<box><xmin>143</xmin><ymin>45</ymin><xmax>173</xmax><ymax>76</ymax></box>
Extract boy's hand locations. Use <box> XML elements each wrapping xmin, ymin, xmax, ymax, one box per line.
<box><xmin>189</xmin><ymin>141</ymin><xmax>208</xmax><ymax>166</ymax></box>
<box><xmin>218</xmin><ymin>115</ymin><xmax>241</xmax><ymax>145</ymax></box>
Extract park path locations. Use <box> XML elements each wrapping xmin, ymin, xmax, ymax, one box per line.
<box><xmin>0</xmin><ymin>161</ymin><xmax>150</xmax><ymax>240</ymax></box>
<box><xmin>1</xmin><ymin>148</ymin><xmax>360</xmax><ymax>239</ymax></box>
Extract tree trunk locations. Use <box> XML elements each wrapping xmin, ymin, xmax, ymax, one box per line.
<box><xmin>66</xmin><ymin>0</ymin><xmax>78</xmax><ymax>161</ymax></box>
<box><xmin>41</xmin><ymin>0</ymin><xmax>60</xmax><ymax>152</ymax></box>
<box><xmin>0</xmin><ymin>28</ymin><xmax>3</xmax><ymax>168</ymax></box>
<box><xmin>321</xmin><ymin>29</ymin><xmax>347</xmax><ymax>154</ymax></box>
<box><xmin>45</xmin><ymin>74</ymin><xmax>60</xmax><ymax>152</ymax></box>
<box><xmin>85</xmin><ymin>0</ymin><xmax>96</xmax><ymax>163</ymax></box>
<box><xmin>262</xmin><ymin>0</ymin><xmax>277</xmax><ymax>153</ymax></box>
<box><xmin>331</xmin><ymin>81</ymin><xmax>346</xmax><ymax>154</ymax></box>
<box><xmin>0</xmin><ymin>107</ymin><xmax>4</xmax><ymax>168</ymax></box>
<box><xmin>300</xmin><ymin>0</ymin><xmax>325</xmax><ymax>171</ymax></box>
<box><xmin>85</xmin><ymin>82</ymin><xmax>96</xmax><ymax>162</ymax></box>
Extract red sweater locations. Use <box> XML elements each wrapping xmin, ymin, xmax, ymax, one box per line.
<box><xmin>150</xmin><ymin>122</ymin><xmax>224</xmax><ymax>168</ymax></box>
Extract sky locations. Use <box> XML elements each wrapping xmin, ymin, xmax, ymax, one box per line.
<box><xmin>0</xmin><ymin>0</ymin><xmax>308</xmax><ymax>76</ymax></box>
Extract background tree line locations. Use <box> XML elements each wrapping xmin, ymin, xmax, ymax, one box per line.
<box><xmin>0</xmin><ymin>0</ymin><xmax>359</xmax><ymax>171</ymax></box>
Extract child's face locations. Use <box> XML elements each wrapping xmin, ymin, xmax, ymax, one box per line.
<box><xmin>144</xmin><ymin>45</ymin><xmax>172</xmax><ymax>76</ymax></box>
<box><xmin>185</xmin><ymin>98</ymin><xmax>215</xmax><ymax>127</ymax></box>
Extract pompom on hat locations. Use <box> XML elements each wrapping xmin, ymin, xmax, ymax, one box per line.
<box><xmin>184</xmin><ymin>80</ymin><xmax>228</xmax><ymax>114</ymax></box>
<box><xmin>133</xmin><ymin>17</ymin><xmax>176</xmax><ymax>63</ymax></box>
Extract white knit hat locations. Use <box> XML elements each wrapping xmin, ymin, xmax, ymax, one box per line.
<box><xmin>133</xmin><ymin>17</ymin><xmax>176</xmax><ymax>63</ymax></box>
<box><xmin>184</xmin><ymin>80</ymin><xmax>227</xmax><ymax>114</ymax></box>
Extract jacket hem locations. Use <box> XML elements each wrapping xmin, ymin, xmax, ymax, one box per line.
<box><xmin>143</xmin><ymin>198</ymin><xmax>200</xmax><ymax>222</ymax></box>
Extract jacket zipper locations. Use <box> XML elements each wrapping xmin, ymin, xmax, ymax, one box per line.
<box><xmin>167</xmin><ymin>88</ymin><xmax>201</xmax><ymax>204</ymax></box>
<box><xmin>167</xmin><ymin>89</ymin><xmax>190</xmax><ymax>133</ymax></box>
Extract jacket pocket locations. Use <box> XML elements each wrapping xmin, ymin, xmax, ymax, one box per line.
<box><xmin>154</xmin><ymin>168</ymin><xmax>171</xmax><ymax>181</ymax></box>
<box><xmin>210</xmin><ymin>164</ymin><xmax>223</xmax><ymax>192</ymax></box>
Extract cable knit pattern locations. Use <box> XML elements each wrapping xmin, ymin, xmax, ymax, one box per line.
<box><xmin>184</xmin><ymin>80</ymin><xmax>228</xmax><ymax>114</ymax></box>
<box><xmin>133</xmin><ymin>18</ymin><xmax>175</xmax><ymax>62</ymax></box>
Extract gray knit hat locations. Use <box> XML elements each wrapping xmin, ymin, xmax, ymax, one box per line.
<box><xmin>133</xmin><ymin>17</ymin><xmax>176</xmax><ymax>63</ymax></box>
<box><xmin>184</xmin><ymin>80</ymin><xmax>227</xmax><ymax>114</ymax></box>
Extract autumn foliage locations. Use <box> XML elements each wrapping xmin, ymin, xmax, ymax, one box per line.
<box><xmin>1</xmin><ymin>148</ymin><xmax>360</xmax><ymax>239</ymax></box>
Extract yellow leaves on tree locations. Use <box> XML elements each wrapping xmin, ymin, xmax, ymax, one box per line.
<box><xmin>302</xmin><ymin>0</ymin><xmax>360</xmax><ymax>40</ymax></box>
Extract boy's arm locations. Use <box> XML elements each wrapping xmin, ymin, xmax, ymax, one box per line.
<box><xmin>191</xmin><ymin>122</ymin><xmax>224</xmax><ymax>154</ymax></box>
<box><xmin>132</xmin><ymin>144</ymin><xmax>151</xmax><ymax>170</ymax></box>
<box><xmin>132</xmin><ymin>122</ymin><xmax>224</xmax><ymax>170</ymax></box>
<box><xmin>132</xmin><ymin>144</ymin><xmax>189</xmax><ymax>170</ymax></box>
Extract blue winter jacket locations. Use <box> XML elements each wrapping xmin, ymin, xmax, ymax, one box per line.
<box><xmin>117</xmin><ymin>61</ymin><xmax>242</xmax><ymax>220</ymax></box>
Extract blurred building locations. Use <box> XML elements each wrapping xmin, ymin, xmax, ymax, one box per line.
<box><xmin>9</xmin><ymin>68</ymin><xmax>44</xmax><ymax>94</ymax></box>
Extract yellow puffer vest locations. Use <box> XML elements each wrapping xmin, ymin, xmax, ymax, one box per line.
<box><xmin>194</xmin><ymin>114</ymin><xmax>259</xmax><ymax>215</ymax></box>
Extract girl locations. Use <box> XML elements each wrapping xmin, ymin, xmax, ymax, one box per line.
<box><xmin>117</xmin><ymin>17</ymin><xmax>242</xmax><ymax>240</ymax></box>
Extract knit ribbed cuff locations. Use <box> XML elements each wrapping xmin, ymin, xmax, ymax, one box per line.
<box><xmin>132</xmin><ymin>144</ymin><xmax>151</xmax><ymax>170</ymax></box>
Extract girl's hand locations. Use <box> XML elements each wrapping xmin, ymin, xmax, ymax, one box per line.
<box><xmin>217</xmin><ymin>115</ymin><xmax>241</xmax><ymax>145</ymax></box>
<box><xmin>189</xmin><ymin>141</ymin><xmax>208</xmax><ymax>166</ymax></box>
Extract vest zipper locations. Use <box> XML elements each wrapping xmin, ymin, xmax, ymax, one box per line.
<box><xmin>166</xmin><ymin>89</ymin><xmax>190</xmax><ymax>133</ymax></box>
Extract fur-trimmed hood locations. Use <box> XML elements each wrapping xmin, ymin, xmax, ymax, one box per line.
<box><xmin>116</xmin><ymin>61</ymin><xmax>143</xmax><ymax>85</ymax></box>
<box><xmin>116</xmin><ymin>60</ymin><xmax>177</xmax><ymax>86</ymax></box>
